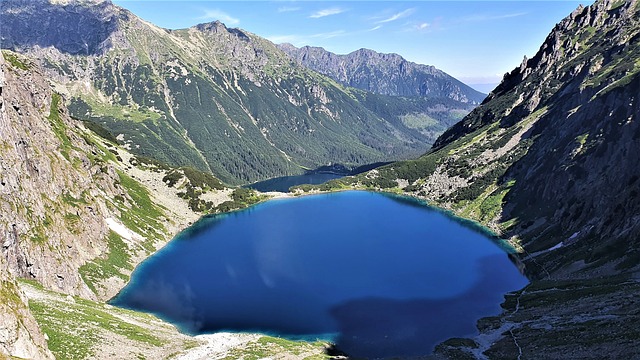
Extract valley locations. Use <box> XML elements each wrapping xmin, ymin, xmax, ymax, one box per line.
<box><xmin>1</xmin><ymin>0</ymin><xmax>639</xmax><ymax>359</ymax></box>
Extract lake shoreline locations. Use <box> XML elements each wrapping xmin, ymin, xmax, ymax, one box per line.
<box><xmin>114</xmin><ymin>189</ymin><xmax>528</xmax><ymax>359</ymax></box>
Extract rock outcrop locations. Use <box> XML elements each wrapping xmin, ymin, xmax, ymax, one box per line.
<box><xmin>1</xmin><ymin>50</ymin><xmax>114</xmax><ymax>299</ymax></box>
<box><xmin>0</xmin><ymin>257</ymin><xmax>54</xmax><ymax>360</ymax></box>
<box><xmin>0</xmin><ymin>49</ymin><xmax>238</xmax><ymax>358</ymax></box>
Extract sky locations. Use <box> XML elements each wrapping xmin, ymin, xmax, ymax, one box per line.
<box><xmin>111</xmin><ymin>1</ymin><xmax>592</xmax><ymax>88</ymax></box>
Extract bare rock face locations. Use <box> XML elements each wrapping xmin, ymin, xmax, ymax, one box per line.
<box><xmin>0</xmin><ymin>0</ymin><xmax>119</xmax><ymax>55</ymax></box>
<box><xmin>0</xmin><ymin>50</ymin><xmax>121</xmax><ymax>299</ymax></box>
<box><xmin>278</xmin><ymin>44</ymin><xmax>486</xmax><ymax>103</ymax></box>
<box><xmin>0</xmin><ymin>256</ymin><xmax>54</xmax><ymax>360</ymax></box>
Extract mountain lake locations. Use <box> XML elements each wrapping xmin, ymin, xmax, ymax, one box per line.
<box><xmin>246</xmin><ymin>173</ymin><xmax>344</xmax><ymax>192</ymax></box>
<box><xmin>111</xmin><ymin>191</ymin><xmax>527</xmax><ymax>358</ymax></box>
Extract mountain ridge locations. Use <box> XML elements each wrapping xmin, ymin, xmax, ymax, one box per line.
<box><xmin>1</xmin><ymin>0</ymin><xmax>476</xmax><ymax>185</ymax></box>
<box><xmin>278</xmin><ymin>43</ymin><xmax>486</xmax><ymax>103</ymax></box>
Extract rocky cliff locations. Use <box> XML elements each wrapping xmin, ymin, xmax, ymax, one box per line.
<box><xmin>278</xmin><ymin>44</ymin><xmax>486</xmax><ymax>103</ymax></box>
<box><xmin>0</xmin><ymin>0</ymin><xmax>475</xmax><ymax>185</ymax></box>
<box><xmin>0</xmin><ymin>49</ymin><xmax>248</xmax><ymax>358</ymax></box>
<box><xmin>298</xmin><ymin>0</ymin><xmax>640</xmax><ymax>357</ymax></box>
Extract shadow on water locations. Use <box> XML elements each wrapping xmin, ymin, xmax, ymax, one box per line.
<box><xmin>379</xmin><ymin>191</ymin><xmax>519</xmax><ymax>255</ymax></box>
<box><xmin>175</xmin><ymin>204</ymin><xmax>262</xmax><ymax>241</ymax></box>
<box><xmin>325</xmin><ymin>254</ymin><xmax>525</xmax><ymax>359</ymax></box>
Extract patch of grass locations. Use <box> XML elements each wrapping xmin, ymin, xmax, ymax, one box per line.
<box><xmin>28</xmin><ymin>300</ymin><xmax>96</xmax><ymax>360</ymax></box>
<box><xmin>114</xmin><ymin>169</ymin><xmax>166</xmax><ymax>250</ymax></box>
<box><xmin>0</xmin><ymin>279</ymin><xmax>24</xmax><ymax>315</ymax></box>
<box><xmin>25</xmin><ymin>283</ymin><xmax>165</xmax><ymax>360</ymax></box>
<box><xmin>610</xmin><ymin>0</ymin><xmax>625</xmax><ymax>10</ymax></box>
<box><xmin>63</xmin><ymin>213</ymin><xmax>82</xmax><ymax>234</ymax></box>
<box><xmin>476</xmin><ymin>180</ymin><xmax>515</xmax><ymax>223</ymax></box>
<box><xmin>213</xmin><ymin>188</ymin><xmax>266</xmax><ymax>213</ymax></box>
<box><xmin>2</xmin><ymin>51</ymin><xmax>30</xmax><ymax>70</ymax></box>
<box><xmin>82</xmin><ymin>97</ymin><xmax>162</xmax><ymax>123</ymax></box>
<box><xmin>498</xmin><ymin>217</ymin><xmax>519</xmax><ymax>232</ymax></box>
<box><xmin>79</xmin><ymin>231</ymin><xmax>132</xmax><ymax>294</ymax></box>
<box><xmin>400</xmin><ymin>113</ymin><xmax>438</xmax><ymax>129</ymax></box>
<box><xmin>61</xmin><ymin>192</ymin><xmax>88</xmax><ymax>208</ymax></box>
<box><xmin>28</xmin><ymin>213</ymin><xmax>54</xmax><ymax>245</ymax></box>
<box><xmin>48</xmin><ymin>93</ymin><xmax>74</xmax><ymax>161</ymax></box>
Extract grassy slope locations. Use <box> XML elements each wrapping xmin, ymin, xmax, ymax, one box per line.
<box><xmin>21</xmin><ymin>280</ymin><xmax>331</xmax><ymax>360</ymax></box>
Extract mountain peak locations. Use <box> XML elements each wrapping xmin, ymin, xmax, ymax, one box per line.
<box><xmin>279</xmin><ymin>43</ymin><xmax>485</xmax><ymax>103</ymax></box>
<box><xmin>194</xmin><ymin>20</ymin><xmax>228</xmax><ymax>32</ymax></box>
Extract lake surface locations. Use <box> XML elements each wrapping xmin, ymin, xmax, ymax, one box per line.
<box><xmin>111</xmin><ymin>191</ymin><xmax>527</xmax><ymax>358</ymax></box>
<box><xmin>246</xmin><ymin>173</ymin><xmax>343</xmax><ymax>192</ymax></box>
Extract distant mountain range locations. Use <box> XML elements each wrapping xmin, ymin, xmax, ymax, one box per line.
<box><xmin>279</xmin><ymin>43</ymin><xmax>487</xmax><ymax>104</ymax></box>
<box><xmin>0</xmin><ymin>0</ymin><xmax>478</xmax><ymax>185</ymax></box>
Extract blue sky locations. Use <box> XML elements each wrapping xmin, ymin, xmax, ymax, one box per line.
<box><xmin>112</xmin><ymin>1</ymin><xmax>591</xmax><ymax>87</ymax></box>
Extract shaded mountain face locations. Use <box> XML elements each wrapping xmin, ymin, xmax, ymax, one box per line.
<box><xmin>428</xmin><ymin>0</ymin><xmax>640</xmax><ymax>278</ymax></box>
<box><xmin>0</xmin><ymin>0</ymin><xmax>475</xmax><ymax>185</ymax></box>
<box><xmin>0</xmin><ymin>0</ymin><xmax>118</xmax><ymax>55</ymax></box>
<box><xmin>278</xmin><ymin>44</ymin><xmax>487</xmax><ymax>104</ymax></box>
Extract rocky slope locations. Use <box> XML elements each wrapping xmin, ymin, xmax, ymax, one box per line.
<box><xmin>279</xmin><ymin>43</ymin><xmax>486</xmax><ymax>103</ymax></box>
<box><xmin>0</xmin><ymin>0</ymin><xmax>475</xmax><ymax>185</ymax></box>
<box><xmin>0</xmin><ymin>49</ymin><xmax>261</xmax><ymax>358</ymax></box>
<box><xmin>298</xmin><ymin>0</ymin><xmax>640</xmax><ymax>357</ymax></box>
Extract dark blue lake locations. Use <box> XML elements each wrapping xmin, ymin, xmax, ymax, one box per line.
<box><xmin>246</xmin><ymin>173</ymin><xmax>343</xmax><ymax>192</ymax></box>
<box><xmin>112</xmin><ymin>191</ymin><xmax>527</xmax><ymax>358</ymax></box>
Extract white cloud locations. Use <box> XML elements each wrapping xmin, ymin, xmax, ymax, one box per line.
<box><xmin>377</xmin><ymin>8</ymin><xmax>415</xmax><ymax>24</ymax></box>
<box><xmin>369</xmin><ymin>25</ymin><xmax>382</xmax><ymax>31</ymax></box>
<box><xmin>415</xmin><ymin>22</ymin><xmax>430</xmax><ymax>30</ymax></box>
<box><xmin>198</xmin><ymin>9</ymin><xmax>239</xmax><ymax>25</ymax></box>
<box><xmin>460</xmin><ymin>12</ymin><xmax>527</xmax><ymax>23</ymax></box>
<box><xmin>267</xmin><ymin>30</ymin><xmax>347</xmax><ymax>46</ymax></box>
<box><xmin>278</xmin><ymin>6</ymin><xmax>301</xmax><ymax>13</ymax></box>
<box><xmin>311</xmin><ymin>30</ymin><xmax>346</xmax><ymax>39</ymax></box>
<box><xmin>309</xmin><ymin>7</ymin><xmax>345</xmax><ymax>18</ymax></box>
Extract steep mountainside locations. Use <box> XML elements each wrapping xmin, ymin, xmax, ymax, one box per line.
<box><xmin>298</xmin><ymin>0</ymin><xmax>640</xmax><ymax>357</ymax></box>
<box><xmin>0</xmin><ymin>49</ymin><xmax>221</xmax><ymax>356</ymax></box>
<box><xmin>278</xmin><ymin>44</ymin><xmax>486</xmax><ymax>103</ymax></box>
<box><xmin>0</xmin><ymin>0</ymin><xmax>475</xmax><ymax>185</ymax></box>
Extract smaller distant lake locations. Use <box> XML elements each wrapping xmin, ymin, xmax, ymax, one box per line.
<box><xmin>246</xmin><ymin>173</ymin><xmax>343</xmax><ymax>192</ymax></box>
<box><xmin>112</xmin><ymin>191</ymin><xmax>527</xmax><ymax>358</ymax></box>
